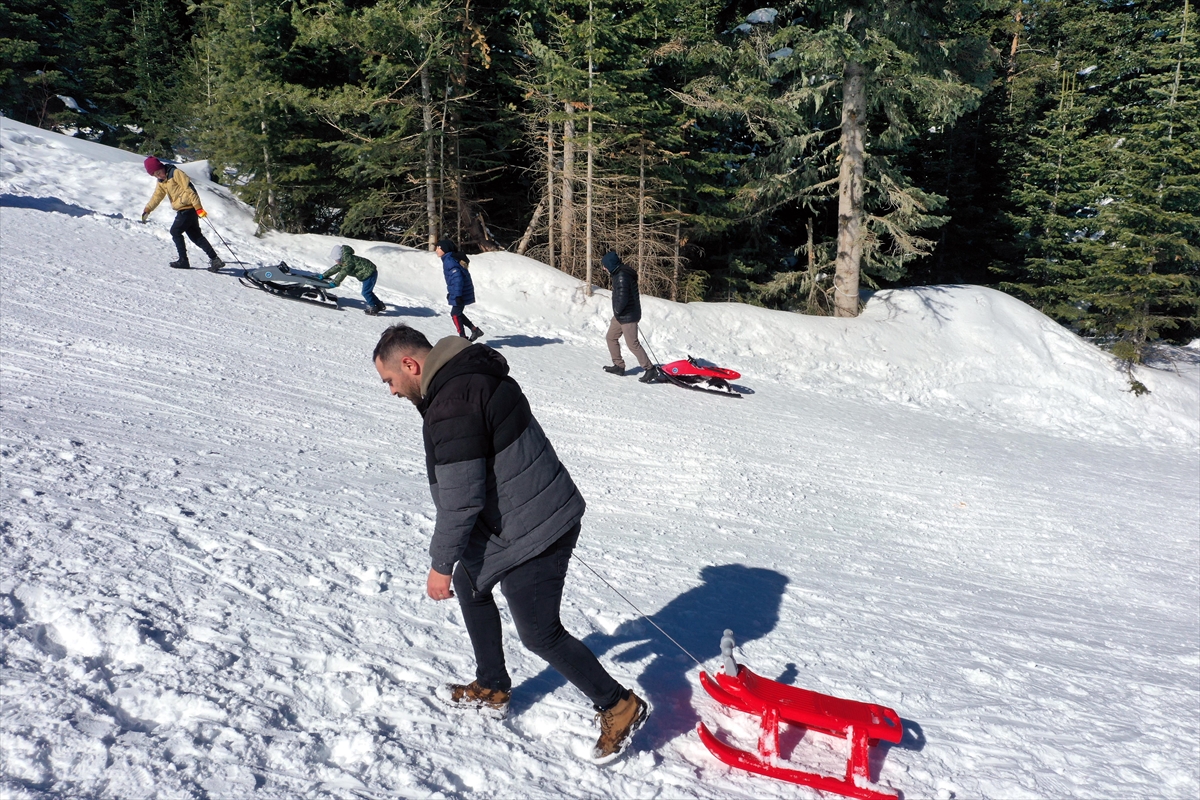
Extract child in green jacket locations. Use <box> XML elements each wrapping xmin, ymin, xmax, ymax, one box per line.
<box><xmin>323</xmin><ymin>245</ymin><xmax>385</xmax><ymax>316</ymax></box>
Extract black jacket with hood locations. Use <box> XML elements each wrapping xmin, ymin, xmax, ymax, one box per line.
<box><xmin>416</xmin><ymin>337</ymin><xmax>586</xmax><ymax>592</ymax></box>
<box><xmin>603</xmin><ymin>251</ymin><xmax>641</xmax><ymax>324</ymax></box>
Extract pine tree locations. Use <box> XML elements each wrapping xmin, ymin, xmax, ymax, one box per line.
<box><xmin>1004</xmin><ymin>0</ymin><xmax>1199</xmax><ymax>356</ymax></box>
<box><xmin>190</xmin><ymin>0</ymin><xmax>292</xmax><ymax>229</ymax></box>
<box><xmin>290</xmin><ymin>0</ymin><xmax>444</xmax><ymax>241</ymax></box>
<box><xmin>191</xmin><ymin>0</ymin><xmax>348</xmax><ymax>233</ymax></box>
<box><xmin>515</xmin><ymin>0</ymin><xmax>733</xmax><ymax>299</ymax></box>
<box><xmin>124</xmin><ymin>0</ymin><xmax>195</xmax><ymax>153</ymax></box>
<box><xmin>1087</xmin><ymin>0</ymin><xmax>1199</xmax><ymax>355</ymax></box>
<box><xmin>679</xmin><ymin>2</ymin><xmax>988</xmax><ymax>314</ymax></box>
<box><xmin>0</xmin><ymin>0</ymin><xmax>76</xmax><ymax>128</ymax></box>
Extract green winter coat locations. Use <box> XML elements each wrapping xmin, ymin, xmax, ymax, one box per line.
<box><xmin>322</xmin><ymin>246</ymin><xmax>377</xmax><ymax>285</ymax></box>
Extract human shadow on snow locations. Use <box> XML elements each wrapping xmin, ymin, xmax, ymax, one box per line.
<box><xmin>485</xmin><ymin>335</ymin><xmax>564</xmax><ymax>348</ymax></box>
<box><xmin>0</xmin><ymin>193</ymin><xmax>118</xmax><ymax>219</ymax></box>
<box><xmin>338</xmin><ymin>296</ymin><xmax>438</xmax><ymax>317</ymax></box>
<box><xmin>510</xmin><ymin>563</ymin><xmax>788</xmax><ymax>750</ymax></box>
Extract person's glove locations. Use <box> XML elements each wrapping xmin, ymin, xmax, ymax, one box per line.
<box><xmin>454</xmin><ymin>295</ymin><xmax>463</xmax><ymax>306</ymax></box>
<box><xmin>140</xmin><ymin>212</ymin><xmax>149</xmax><ymax>223</ymax></box>
<box><xmin>196</xmin><ymin>208</ymin><xmax>207</xmax><ymax>218</ymax></box>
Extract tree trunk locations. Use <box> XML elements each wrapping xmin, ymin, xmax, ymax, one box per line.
<box><xmin>421</xmin><ymin>65</ymin><xmax>437</xmax><ymax>250</ymax></box>
<box><xmin>560</xmin><ymin>101</ymin><xmax>575</xmax><ymax>272</ymax></box>
<box><xmin>636</xmin><ymin>142</ymin><xmax>646</xmax><ymax>281</ymax></box>
<box><xmin>546</xmin><ymin>109</ymin><xmax>555</xmax><ymax>268</ymax></box>
<box><xmin>1167</xmin><ymin>0</ymin><xmax>1189</xmax><ymax>141</ymax></box>
<box><xmin>516</xmin><ymin>199</ymin><xmax>545</xmax><ymax>255</ymax></box>
<box><xmin>259</xmin><ymin>110</ymin><xmax>276</xmax><ymax>228</ymax></box>
<box><xmin>453</xmin><ymin>113</ymin><xmax>462</xmax><ymax>244</ymax></box>
<box><xmin>805</xmin><ymin>216</ymin><xmax>820</xmax><ymax>314</ymax></box>
<box><xmin>584</xmin><ymin>2</ymin><xmax>595</xmax><ymax>295</ymax></box>
<box><xmin>439</xmin><ymin>83</ymin><xmax>449</xmax><ymax>234</ymax></box>
<box><xmin>585</xmin><ymin>125</ymin><xmax>594</xmax><ymax>292</ymax></box>
<box><xmin>834</xmin><ymin>60</ymin><xmax>866</xmax><ymax>318</ymax></box>
<box><xmin>249</xmin><ymin>5</ymin><xmax>275</xmax><ymax>229</ymax></box>
<box><xmin>1005</xmin><ymin>7</ymin><xmax>1022</xmax><ymax>112</ymax></box>
<box><xmin>672</xmin><ymin>217</ymin><xmax>681</xmax><ymax>301</ymax></box>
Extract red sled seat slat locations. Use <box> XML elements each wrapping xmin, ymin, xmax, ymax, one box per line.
<box><xmin>737</xmin><ymin>668</ymin><xmax>902</xmax><ymax>742</ymax></box>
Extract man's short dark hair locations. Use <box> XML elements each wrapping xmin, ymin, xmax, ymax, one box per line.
<box><xmin>373</xmin><ymin>324</ymin><xmax>432</xmax><ymax>363</ymax></box>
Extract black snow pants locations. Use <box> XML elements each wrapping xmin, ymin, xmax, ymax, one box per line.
<box><xmin>452</xmin><ymin>523</ymin><xmax>626</xmax><ymax>710</ymax></box>
<box><xmin>450</xmin><ymin>303</ymin><xmax>477</xmax><ymax>337</ymax></box>
<box><xmin>170</xmin><ymin>209</ymin><xmax>218</xmax><ymax>265</ymax></box>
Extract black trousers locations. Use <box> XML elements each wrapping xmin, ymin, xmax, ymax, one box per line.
<box><xmin>170</xmin><ymin>209</ymin><xmax>217</xmax><ymax>264</ymax></box>
<box><xmin>450</xmin><ymin>303</ymin><xmax>476</xmax><ymax>336</ymax></box>
<box><xmin>453</xmin><ymin>524</ymin><xmax>625</xmax><ymax>709</ymax></box>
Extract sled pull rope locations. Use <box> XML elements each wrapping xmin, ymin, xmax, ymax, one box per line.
<box><xmin>642</xmin><ymin>333</ymin><xmax>663</xmax><ymax>370</ymax></box>
<box><xmin>203</xmin><ymin>214</ymin><xmax>241</xmax><ymax>264</ymax></box>
<box><xmin>573</xmin><ymin>555</ymin><xmax>705</xmax><ymax>669</ymax></box>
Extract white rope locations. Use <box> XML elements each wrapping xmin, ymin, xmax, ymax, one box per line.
<box><xmin>574</xmin><ymin>555</ymin><xmax>705</xmax><ymax>669</ymax></box>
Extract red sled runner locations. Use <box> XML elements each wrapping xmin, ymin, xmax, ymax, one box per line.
<box><xmin>658</xmin><ymin>356</ymin><xmax>746</xmax><ymax>397</ymax></box>
<box><xmin>698</xmin><ymin>630</ymin><xmax>903</xmax><ymax>800</ymax></box>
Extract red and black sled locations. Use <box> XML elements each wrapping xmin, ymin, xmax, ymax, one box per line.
<box><xmin>656</xmin><ymin>356</ymin><xmax>746</xmax><ymax>397</ymax></box>
<box><xmin>698</xmin><ymin>630</ymin><xmax>903</xmax><ymax>800</ymax></box>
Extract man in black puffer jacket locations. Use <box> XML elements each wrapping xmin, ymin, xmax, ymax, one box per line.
<box><xmin>601</xmin><ymin>250</ymin><xmax>660</xmax><ymax>382</ymax></box>
<box><xmin>372</xmin><ymin>324</ymin><xmax>649</xmax><ymax>763</ymax></box>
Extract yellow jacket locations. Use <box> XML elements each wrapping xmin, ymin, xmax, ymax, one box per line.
<box><xmin>143</xmin><ymin>165</ymin><xmax>203</xmax><ymax>215</ymax></box>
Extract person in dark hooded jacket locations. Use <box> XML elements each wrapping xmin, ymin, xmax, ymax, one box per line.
<box><xmin>372</xmin><ymin>323</ymin><xmax>648</xmax><ymax>763</ymax></box>
<box><xmin>437</xmin><ymin>238</ymin><xmax>483</xmax><ymax>341</ymax></box>
<box><xmin>601</xmin><ymin>250</ymin><xmax>659</xmax><ymax>382</ymax></box>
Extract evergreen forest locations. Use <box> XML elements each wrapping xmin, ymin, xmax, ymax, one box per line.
<box><xmin>3</xmin><ymin>0</ymin><xmax>1197</xmax><ymax>356</ymax></box>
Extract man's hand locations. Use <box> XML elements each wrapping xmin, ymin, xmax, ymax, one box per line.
<box><xmin>140</xmin><ymin>212</ymin><xmax>149</xmax><ymax>223</ymax></box>
<box><xmin>427</xmin><ymin>568</ymin><xmax>454</xmax><ymax>601</ymax></box>
<box><xmin>196</xmin><ymin>208</ymin><xmax>207</xmax><ymax>218</ymax></box>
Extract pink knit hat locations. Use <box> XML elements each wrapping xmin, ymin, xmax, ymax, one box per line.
<box><xmin>144</xmin><ymin>156</ymin><xmax>164</xmax><ymax>175</ymax></box>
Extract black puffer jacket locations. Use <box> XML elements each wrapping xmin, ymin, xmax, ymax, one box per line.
<box><xmin>416</xmin><ymin>338</ymin><xmax>586</xmax><ymax>592</ymax></box>
<box><xmin>609</xmin><ymin>263</ymin><xmax>641</xmax><ymax>323</ymax></box>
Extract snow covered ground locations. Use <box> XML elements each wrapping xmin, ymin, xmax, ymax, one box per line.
<box><xmin>2</xmin><ymin>117</ymin><xmax>1198</xmax><ymax>799</ymax></box>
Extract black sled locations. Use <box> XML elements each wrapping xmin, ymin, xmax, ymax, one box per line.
<box><xmin>239</xmin><ymin>262</ymin><xmax>339</xmax><ymax>309</ymax></box>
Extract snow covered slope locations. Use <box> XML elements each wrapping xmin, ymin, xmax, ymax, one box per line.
<box><xmin>3</xmin><ymin>117</ymin><xmax>1198</xmax><ymax>799</ymax></box>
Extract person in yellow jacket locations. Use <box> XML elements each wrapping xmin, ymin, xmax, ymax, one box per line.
<box><xmin>141</xmin><ymin>156</ymin><xmax>224</xmax><ymax>271</ymax></box>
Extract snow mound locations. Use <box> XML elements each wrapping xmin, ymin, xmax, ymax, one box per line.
<box><xmin>4</xmin><ymin>114</ymin><xmax>1195</xmax><ymax>449</ymax></box>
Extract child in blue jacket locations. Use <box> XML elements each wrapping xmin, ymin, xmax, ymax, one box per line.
<box><xmin>438</xmin><ymin>239</ymin><xmax>483</xmax><ymax>341</ymax></box>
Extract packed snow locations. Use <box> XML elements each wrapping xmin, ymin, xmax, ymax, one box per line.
<box><xmin>2</xmin><ymin>116</ymin><xmax>1198</xmax><ymax>799</ymax></box>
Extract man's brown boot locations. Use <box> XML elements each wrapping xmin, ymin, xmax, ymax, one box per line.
<box><xmin>591</xmin><ymin>691</ymin><xmax>649</xmax><ymax>764</ymax></box>
<box><xmin>437</xmin><ymin>681</ymin><xmax>511</xmax><ymax>717</ymax></box>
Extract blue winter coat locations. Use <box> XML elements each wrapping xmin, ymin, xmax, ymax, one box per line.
<box><xmin>442</xmin><ymin>251</ymin><xmax>475</xmax><ymax>307</ymax></box>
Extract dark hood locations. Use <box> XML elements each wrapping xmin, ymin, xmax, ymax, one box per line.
<box><xmin>417</xmin><ymin>342</ymin><xmax>510</xmax><ymax>415</ymax></box>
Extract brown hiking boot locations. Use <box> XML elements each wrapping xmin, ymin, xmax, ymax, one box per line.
<box><xmin>437</xmin><ymin>681</ymin><xmax>511</xmax><ymax>717</ymax></box>
<box><xmin>591</xmin><ymin>691</ymin><xmax>649</xmax><ymax>764</ymax></box>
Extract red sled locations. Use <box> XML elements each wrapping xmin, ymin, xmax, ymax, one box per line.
<box><xmin>658</xmin><ymin>356</ymin><xmax>745</xmax><ymax>397</ymax></box>
<box><xmin>697</xmin><ymin>633</ymin><xmax>903</xmax><ymax>800</ymax></box>
<box><xmin>660</xmin><ymin>357</ymin><xmax>741</xmax><ymax>382</ymax></box>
